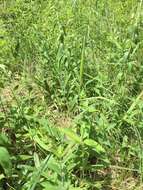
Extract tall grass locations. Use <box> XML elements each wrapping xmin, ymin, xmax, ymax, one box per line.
<box><xmin>0</xmin><ymin>0</ymin><xmax>143</xmax><ymax>189</ymax></box>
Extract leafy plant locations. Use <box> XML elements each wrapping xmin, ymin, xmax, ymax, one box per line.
<box><xmin>0</xmin><ymin>0</ymin><xmax>143</xmax><ymax>189</ymax></box>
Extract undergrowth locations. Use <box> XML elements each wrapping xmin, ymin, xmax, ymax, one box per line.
<box><xmin>0</xmin><ymin>0</ymin><xmax>143</xmax><ymax>189</ymax></box>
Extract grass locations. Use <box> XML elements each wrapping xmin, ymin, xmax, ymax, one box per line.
<box><xmin>0</xmin><ymin>0</ymin><xmax>143</xmax><ymax>189</ymax></box>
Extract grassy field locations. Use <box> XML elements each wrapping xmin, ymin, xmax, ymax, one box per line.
<box><xmin>0</xmin><ymin>0</ymin><xmax>143</xmax><ymax>189</ymax></box>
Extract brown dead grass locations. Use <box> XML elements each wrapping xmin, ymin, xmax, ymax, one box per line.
<box><xmin>49</xmin><ymin>109</ymin><xmax>73</xmax><ymax>128</ymax></box>
<box><xmin>0</xmin><ymin>86</ymin><xmax>13</xmax><ymax>103</ymax></box>
<box><xmin>111</xmin><ymin>170</ymin><xmax>143</xmax><ymax>190</ymax></box>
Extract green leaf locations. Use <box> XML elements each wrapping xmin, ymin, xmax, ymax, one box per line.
<box><xmin>42</xmin><ymin>182</ymin><xmax>62</xmax><ymax>190</ymax></box>
<box><xmin>59</xmin><ymin>128</ymin><xmax>82</xmax><ymax>144</ymax></box>
<box><xmin>47</xmin><ymin>157</ymin><xmax>61</xmax><ymax>175</ymax></box>
<box><xmin>0</xmin><ymin>146</ymin><xmax>12</xmax><ymax>176</ymax></box>
<box><xmin>34</xmin><ymin>135</ymin><xmax>49</xmax><ymax>151</ymax></box>
<box><xmin>0</xmin><ymin>174</ymin><xmax>5</xmax><ymax>181</ymax></box>
<box><xmin>34</xmin><ymin>152</ymin><xmax>40</xmax><ymax>168</ymax></box>
<box><xmin>84</xmin><ymin>139</ymin><xmax>105</xmax><ymax>153</ymax></box>
<box><xmin>18</xmin><ymin>155</ymin><xmax>32</xmax><ymax>161</ymax></box>
<box><xmin>28</xmin><ymin>154</ymin><xmax>51</xmax><ymax>190</ymax></box>
<box><xmin>0</xmin><ymin>64</ymin><xmax>6</xmax><ymax>72</ymax></box>
<box><xmin>70</xmin><ymin>188</ymin><xmax>84</xmax><ymax>190</ymax></box>
<box><xmin>43</xmin><ymin>185</ymin><xmax>59</xmax><ymax>190</ymax></box>
<box><xmin>0</xmin><ymin>133</ymin><xmax>10</xmax><ymax>146</ymax></box>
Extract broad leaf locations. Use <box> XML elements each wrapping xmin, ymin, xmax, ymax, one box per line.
<box><xmin>0</xmin><ymin>146</ymin><xmax>12</xmax><ymax>176</ymax></box>
<box><xmin>59</xmin><ymin>128</ymin><xmax>82</xmax><ymax>144</ymax></box>
<box><xmin>0</xmin><ymin>133</ymin><xmax>10</xmax><ymax>146</ymax></box>
<box><xmin>84</xmin><ymin>139</ymin><xmax>105</xmax><ymax>153</ymax></box>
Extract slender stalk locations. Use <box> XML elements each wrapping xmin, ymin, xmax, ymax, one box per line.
<box><xmin>79</xmin><ymin>36</ymin><xmax>86</xmax><ymax>91</ymax></box>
